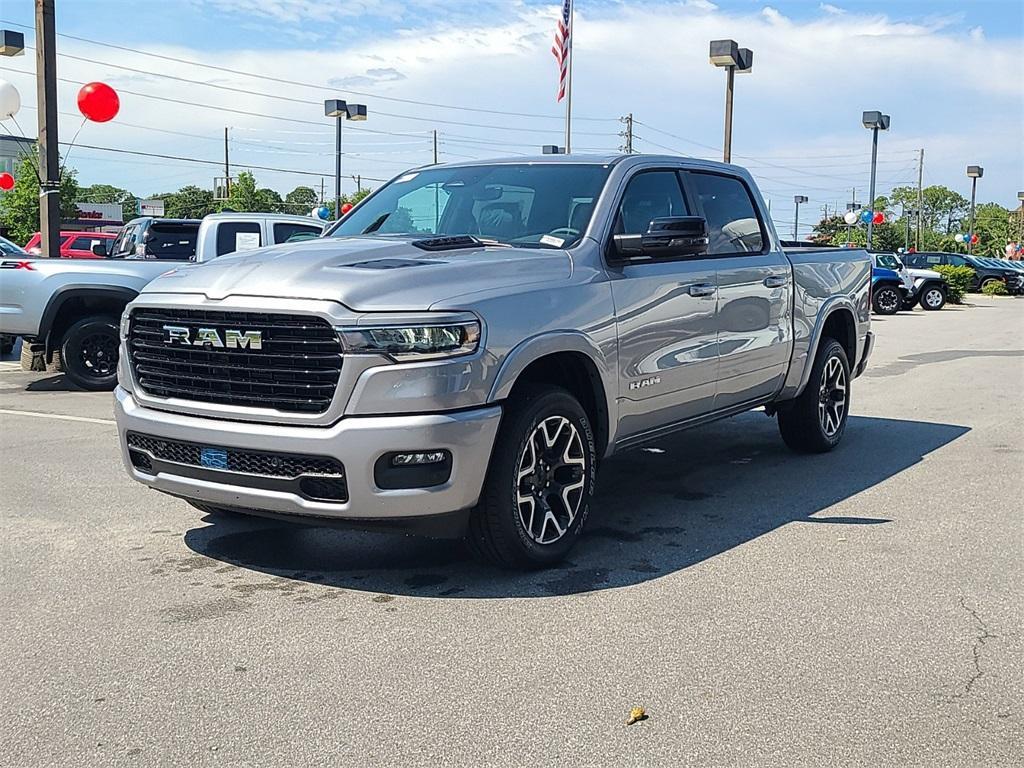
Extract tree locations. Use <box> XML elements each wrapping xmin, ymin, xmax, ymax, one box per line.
<box><xmin>971</xmin><ymin>203</ymin><xmax>1012</xmax><ymax>258</ymax></box>
<box><xmin>221</xmin><ymin>171</ymin><xmax>282</xmax><ymax>213</ymax></box>
<box><xmin>284</xmin><ymin>186</ymin><xmax>318</xmax><ymax>213</ymax></box>
<box><xmin>324</xmin><ymin>188</ymin><xmax>372</xmax><ymax>219</ymax></box>
<box><xmin>151</xmin><ymin>186</ymin><xmax>217</xmax><ymax>219</ymax></box>
<box><xmin>80</xmin><ymin>183</ymin><xmax>138</xmax><ymax>223</ymax></box>
<box><xmin>0</xmin><ymin>153</ymin><xmax>80</xmax><ymax>245</ymax></box>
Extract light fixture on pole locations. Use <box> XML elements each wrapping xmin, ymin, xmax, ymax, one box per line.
<box><xmin>709</xmin><ymin>40</ymin><xmax>753</xmax><ymax>163</ymax></box>
<box><xmin>966</xmin><ymin>165</ymin><xmax>983</xmax><ymax>254</ymax></box>
<box><xmin>324</xmin><ymin>99</ymin><xmax>367</xmax><ymax>219</ymax></box>
<box><xmin>541</xmin><ymin>145</ymin><xmax>565</xmax><ymax>155</ymax></box>
<box><xmin>792</xmin><ymin>195</ymin><xmax>808</xmax><ymax>240</ymax></box>
<box><xmin>862</xmin><ymin>110</ymin><xmax>891</xmax><ymax>249</ymax></box>
<box><xmin>0</xmin><ymin>29</ymin><xmax>25</xmax><ymax>56</ymax></box>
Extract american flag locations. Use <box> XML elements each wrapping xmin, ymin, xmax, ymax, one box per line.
<box><xmin>551</xmin><ymin>0</ymin><xmax>572</xmax><ymax>102</ymax></box>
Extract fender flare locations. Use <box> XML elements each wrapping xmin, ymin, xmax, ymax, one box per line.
<box><xmin>39</xmin><ymin>284</ymin><xmax>139</xmax><ymax>345</ymax></box>
<box><xmin>792</xmin><ymin>297</ymin><xmax>858</xmax><ymax>398</ymax></box>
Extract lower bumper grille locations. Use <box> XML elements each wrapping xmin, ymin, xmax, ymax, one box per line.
<box><xmin>126</xmin><ymin>431</ymin><xmax>348</xmax><ymax>502</ymax></box>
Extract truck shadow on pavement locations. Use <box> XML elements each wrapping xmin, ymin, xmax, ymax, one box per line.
<box><xmin>183</xmin><ymin>413</ymin><xmax>968</xmax><ymax>598</ymax></box>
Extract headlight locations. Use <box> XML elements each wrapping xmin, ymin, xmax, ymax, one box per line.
<box><xmin>119</xmin><ymin>310</ymin><xmax>131</xmax><ymax>339</ymax></box>
<box><xmin>337</xmin><ymin>320</ymin><xmax>480</xmax><ymax>361</ymax></box>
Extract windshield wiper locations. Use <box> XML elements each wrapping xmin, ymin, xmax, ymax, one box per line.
<box><xmin>362</xmin><ymin>212</ymin><xmax>391</xmax><ymax>234</ymax></box>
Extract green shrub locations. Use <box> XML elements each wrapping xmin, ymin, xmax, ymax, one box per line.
<box><xmin>931</xmin><ymin>265</ymin><xmax>974</xmax><ymax>304</ymax></box>
<box><xmin>981</xmin><ymin>279</ymin><xmax>1008</xmax><ymax>296</ymax></box>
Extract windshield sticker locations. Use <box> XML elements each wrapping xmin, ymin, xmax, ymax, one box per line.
<box><xmin>540</xmin><ymin>234</ymin><xmax>565</xmax><ymax>247</ymax></box>
<box><xmin>395</xmin><ymin>172</ymin><xmax>419</xmax><ymax>183</ymax></box>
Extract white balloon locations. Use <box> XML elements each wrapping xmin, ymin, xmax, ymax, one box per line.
<box><xmin>0</xmin><ymin>79</ymin><xmax>21</xmax><ymax>121</ymax></box>
<box><xmin>843</xmin><ymin>210</ymin><xmax>858</xmax><ymax>225</ymax></box>
<box><xmin>954</xmin><ymin>233</ymin><xmax>964</xmax><ymax>243</ymax></box>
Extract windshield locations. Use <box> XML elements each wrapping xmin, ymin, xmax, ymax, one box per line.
<box><xmin>875</xmin><ymin>253</ymin><xmax>902</xmax><ymax>270</ymax></box>
<box><xmin>327</xmin><ymin>163</ymin><xmax>611</xmax><ymax>249</ymax></box>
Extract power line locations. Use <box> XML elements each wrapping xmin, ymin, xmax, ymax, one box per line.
<box><xmin>0</xmin><ymin>18</ymin><xmax>618</xmax><ymax>123</ymax></box>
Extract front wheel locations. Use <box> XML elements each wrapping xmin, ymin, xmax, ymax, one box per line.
<box><xmin>777</xmin><ymin>338</ymin><xmax>850</xmax><ymax>453</ymax></box>
<box><xmin>467</xmin><ymin>386</ymin><xmax>597</xmax><ymax>569</ymax></box>
<box><xmin>60</xmin><ymin>315</ymin><xmax>120</xmax><ymax>391</ymax></box>
<box><xmin>872</xmin><ymin>285</ymin><xmax>902</xmax><ymax>315</ymax></box>
<box><xmin>919</xmin><ymin>284</ymin><xmax>946</xmax><ymax>311</ymax></box>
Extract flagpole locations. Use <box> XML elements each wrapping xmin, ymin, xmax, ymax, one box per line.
<box><xmin>564</xmin><ymin>0</ymin><xmax>573</xmax><ymax>154</ymax></box>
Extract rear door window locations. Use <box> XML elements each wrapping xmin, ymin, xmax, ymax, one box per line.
<box><xmin>145</xmin><ymin>224</ymin><xmax>199</xmax><ymax>260</ymax></box>
<box><xmin>70</xmin><ymin>236</ymin><xmax>100</xmax><ymax>251</ymax></box>
<box><xmin>273</xmin><ymin>223</ymin><xmax>322</xmax><ymax>244</ymax></box>
<box><xmin>215</xmin><ymin>222</ymin><xmax>262</xmax><ymax>257</ymax></box>
<box><xmin>688</xmin><ymin>172</ymin><xmax>765</xmax><ymax>255</ymax></box>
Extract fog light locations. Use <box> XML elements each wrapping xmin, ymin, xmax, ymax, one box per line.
<box><xmin>392</xmin><ymin>451</ymin><xmax>447</xmax><ymax>466</ymax></box>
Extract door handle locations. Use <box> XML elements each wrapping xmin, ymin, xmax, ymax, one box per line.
<box><xmin>763</xmin><ymin>275</ymin><xmax>789</xmax><ymax>288</ymax></box>
<box><xmin>688</xmin><ymin>283</ymin><xmax>717</xmax><ymax>297</ymax></box>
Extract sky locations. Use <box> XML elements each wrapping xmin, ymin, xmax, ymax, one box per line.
<box><xmin>1</xmin><ymin>0</ymin><xmax>1021</xmax><ymax>236</ymax></box>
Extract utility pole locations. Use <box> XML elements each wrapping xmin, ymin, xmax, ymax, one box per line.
<box><xmin>620</xmin><ymin>113</ymin><xmax>634</xmax><ymax>153</ymax></box>
<box><xmin>350</xmin><ymin>174</ymin><xmax>361</xmax><ymax>194</ymax></box>
<box><xmin>35</xmin><ymin>0</ymin><xmax>60</xmax><ymax>259</ymax></box>
<box><xmin>223</xmin><ymin>127</ymin><xmax>230</xmax><ymax>197</ymax></box>
<box><xmin>433</xmin><ymin>129</ymin><xmax>438</xmax><ymax>165</ymax></box>
<box><xmin>916</xmin><ymin>148</ymin><xmax>924</xmax><ymax>251</ymax></box>
<box><xmin>320</xmin><ymin>177</ymin><xmax>325</xmax><ymax>206</ymax></box>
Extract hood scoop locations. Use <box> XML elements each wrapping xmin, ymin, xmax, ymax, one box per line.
<box><xmin>341</xmin><ymin>258</ymin><xmax>445</xmax><ymax>270</ymax></box>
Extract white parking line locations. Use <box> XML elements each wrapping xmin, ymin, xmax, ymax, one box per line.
<box><xmin>0</xmin><ymin>408</ymin><xmax>116</xmax><ymax>426</ymax></box>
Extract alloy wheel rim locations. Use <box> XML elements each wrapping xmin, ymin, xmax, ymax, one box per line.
<box><xmin>516</xmin><ymin>415</ymin><xmax>587</xmax><ymax>545</ymax></box>
<box><xmin>80</xmin><ymin>332</ymin><xmax>117</xmax><ymax>377</ymax></box>
<box><xmin>924</xmin><ymin>289</ymin><xmax>943</xmax><ymax>308</ymax></box>
<box><xmin>818</xmin><ymin>356</ymin><xmax>847</xmax><ymax>438</ymax></box>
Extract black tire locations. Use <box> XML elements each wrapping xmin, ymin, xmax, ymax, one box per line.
<box><xmin>979</xmin><ymin>277</ymin><xmax>1001</xmax><ymax>293</ymax></box>
<box><xmin>872</xmin><ymin>285</ymin><xmax>902</xmax><ymax>315</ymax></box>
<box><xmin>918</xmin><ymin>284</ymin><xmax>946</xmax><ymax>311</ymax></box>
<box><xmin>466</xmin><ymin>385</ymin><xmax>597</xmax><ymax>569</ymax></box>
<box><xmin>60</xmin><ymin>315</ymin><xmax>120</xmax><ymax>391</ymax></box>
<box><xmin>0</xmin><ymin>335</ymin><xmax>14</xmax><ymax>356</ymax></box>
<box><xmin>777</xmin><ymin>338</ymin><xmax>851</xmax><ymax>454</ymax></box>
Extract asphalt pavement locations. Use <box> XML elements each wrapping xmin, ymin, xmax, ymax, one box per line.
<box><xmin>1</xmin><ymin>297</ymin><xmax>1021</xmax><ymax>767</ymax></box>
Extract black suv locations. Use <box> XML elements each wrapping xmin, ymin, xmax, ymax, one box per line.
<box><xmin>905</xmin><ymin>251</ymin><xmax>1023</xmax><ymax>294</ymax></box>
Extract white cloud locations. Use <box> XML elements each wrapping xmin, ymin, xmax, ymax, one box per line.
<box><xmin>820</xmin><ymin>3</ymin><xmax>846</xmax><ymax>15</ymax></box>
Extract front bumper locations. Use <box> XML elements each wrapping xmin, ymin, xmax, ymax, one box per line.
<box><xmin>115</xmin><ymin>387</ymin><xmax>502</xmax><ymax>528</ymax></box>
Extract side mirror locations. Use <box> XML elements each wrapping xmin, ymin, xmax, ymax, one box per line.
<box><xmin>613</xmin><ymin>216</ymin><xmax>708</xmax><ymax>259</ymax></box>
<box><xmin>91</xmin><ymin>242</ymin><xmax>108</xmax><ymax>257</ymax></box>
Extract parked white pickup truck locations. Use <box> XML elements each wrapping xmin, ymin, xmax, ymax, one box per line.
<box><xmin>0</xmin><ymin>213</ymin><xmax>325</xmax><ymax>389</ymax></box>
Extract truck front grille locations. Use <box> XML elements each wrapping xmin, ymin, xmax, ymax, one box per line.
<box><xmin>128</xmin><ymin>308</ymin><xmax>342</xmax><ymax>414</ymax></box>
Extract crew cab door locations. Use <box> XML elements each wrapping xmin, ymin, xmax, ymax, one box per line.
<box><xmin>684</xmin><ymin>170</ymin><xmax>793</xmax><ymax>409</ymax></box>
<box><xmin>606</xmin><ymin>169</ymin><xmax>719</xmax><ymax>438</ymax></box>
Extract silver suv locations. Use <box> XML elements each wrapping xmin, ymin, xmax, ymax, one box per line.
<box><xmin>115</xmin><ymin>155</ymin><xmax>873</xmax><ymax>567</ymax></box>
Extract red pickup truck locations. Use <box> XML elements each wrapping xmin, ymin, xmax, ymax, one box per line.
<box><xmin>24</xmin><ymin>231</ymin><xmax>117</xmax><ymax>259</ymax></box>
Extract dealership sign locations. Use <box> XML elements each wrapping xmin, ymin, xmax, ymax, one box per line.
<box><xmin>138</xmin><ymin>199</ymin><xmax>165</xmax><ymax>217</ymax></box>
<box><xmin>70</xmin><ymin>203</ymin><xmax>123</xmax><ymax>226</ymax></box>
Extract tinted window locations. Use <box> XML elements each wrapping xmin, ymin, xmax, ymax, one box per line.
<box><xmin>110</xmin><ymin>225</ymin><xmax>139</xmax><ymax>257</ymax></box>
<box><xmin>70</xmin><ymin>236</ymin><xmax>100</xmax><ymax>251</ymax></box>
<box><xmin>329</xmin><ymin>164</ymin><xmax>611</xmax><ymax>249</ymax></box>
<box><xmin>690</xmin><ymin>172</ymin><xmax>764</xmax><ymax>255</ymax></box>
<box><xmin>949</xmin><ymin>255</ymin><xmax>970</xmax><ymax>267</ymax></box>
<box><xmin>614</xmin><ymin>171</ymin><xmax>688</xmax><ymax>236</ymax></box>
<box><xmin>146</xmin><ymin>223</ymin><xmax>199</xmax><ymax>260</ymax></box>
<box><xmin>273</xmin><ymin>223</ymin><xmax>322</xmax><ymax>244</ymax></box>
<box><xmin>216</xmin><ymin>222</ymin><xmax>261</xmax><ymax>257</ymax></box>
<box><xmin>875</xmin><ymin>253</ymin><xmax>901</xmax><ymax>270</ymax></box>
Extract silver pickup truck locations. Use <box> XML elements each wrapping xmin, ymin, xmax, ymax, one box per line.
<box><xmin>114</xmin><ymin>155</ymin><xmax>873</xmax><ymax>568</ymax></box>
<box><xmin>0</xmin><ymin>213</ymin><xmax>324</xmax><ymax>389</ymax></box>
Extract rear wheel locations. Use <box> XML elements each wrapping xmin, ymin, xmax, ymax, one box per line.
<box><xmin>872</xmin><ymin>285</ymin><xmax>901</xmax><ymax>315</ymax></box>
<box><xmin>467</xmin><ymin>386</ymin><xmax>597</xmax><ymax>569</ymax></box>
<box><xmin>979</xmin><ymin>277</ymin><xmax>1001</xmax><ymax>293</ymax></box>
<box><xmin>919</xmin><ymin>284</ymin><xmax>946</xmax><ymax>310</ymax></box>
<box><xmin>777</xmin><ymin>338</ymin><xmax>850</xmax><ymax>453</ymax></box>
<box><xmin>60</xmin><ymin>315</ymin><xmax>119</xmax><ymax>391</ymax></box>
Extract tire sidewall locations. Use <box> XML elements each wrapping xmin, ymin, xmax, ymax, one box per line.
<box><xmin>494</xmin><ymin>389</ymin><xmax>597</xmax><ymax>565</ymax></box>
<box><xmin>62</xmin><ymin>316</ymin><xmax>119</xmax><ymax>390</ymax></box>
<box><xmin>919</xmin><ymin>285</ymin><xmax>946</xmax><ymax>310</ymax></box>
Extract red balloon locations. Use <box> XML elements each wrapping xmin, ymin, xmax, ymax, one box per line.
<box><xmin>77</xmin><ymin>82</ymin><xmax>120</xmax><ymax>123</ymax></box>
<box><xmin>970</xmin><ymin>233</ymin><xmax>979</xmax><ymax>244</ymax></box>
<box><xmin>340</xmin><ymin>203</ymin><xmax>354</xmax><ymax>215</ymax></box>
<box><xmin>0</xmin><ymin>172</ymin><xmax>14</xmax><ymax>191</ymax></box>
<box><xmin>872</xmin><ymin>211</ymin><xmax>885</xmax><ymax>225</ymax></box>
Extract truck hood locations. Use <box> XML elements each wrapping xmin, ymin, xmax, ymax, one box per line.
<box><xmin>907</xmin><ymin>268</ymin><xmax>942</xmax><ymax>280</ymax></box>
<box><xmin>141</xmin><ymin>236</ymin><xmax>572</xmax><ymax>311</ymax></box>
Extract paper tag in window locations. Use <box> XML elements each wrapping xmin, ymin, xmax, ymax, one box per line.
<box><xmin>235</xmin><ymin>232</ymin><xmax>261</xmax><ymax>251</ymax></box>
<box><xmin>395</xmin><ymin>172</ymin><xmax>419</xmax><ymax>183</ymax></box>
<box><xmin>540</xmin><ymin>234</ymin><xmax>565</xmax><ymax>247</ymax></box>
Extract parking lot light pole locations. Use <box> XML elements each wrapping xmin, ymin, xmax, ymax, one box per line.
<box><xmin>324</xmin><ymin>100</ymin><xmax>367</xmax><ymax>219</ymax></box>
<box><xmin>709</xmin><ymin>40</ymin><xmax>753</xmax><ymax>163</ymax></box>
<box><xmin>792</xmin><ymin>195</ymin><xmax>808</xmax><ymax>240</ymax></box>
<box><xmin>966</xmin><ymin>165</ymin><xmax>983</xmax><ymax>254</ymax></box>
<box><xmin>862</xmin><ymin>110</ymin><xmax>891</xmax><ymax>249</ymax></box>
